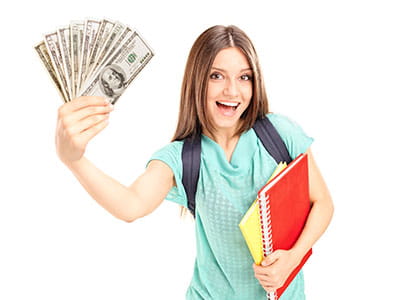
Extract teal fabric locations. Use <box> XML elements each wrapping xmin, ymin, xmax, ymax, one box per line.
<box><xmin>148</xmin><ymin>114</ymin><xmax>313</xmax><ymax>299</ymax></box>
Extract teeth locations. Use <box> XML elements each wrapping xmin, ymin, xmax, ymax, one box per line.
<box><xmin>217</xmin><ymin>101</ymin><xmax>239</xmax><ymax>107</ymax></box>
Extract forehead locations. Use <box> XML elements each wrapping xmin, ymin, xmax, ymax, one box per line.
<box><xmin>212</xmin><ymin>47</ymin><xmax>250</xmax><ymax>71</ymax></box>
<box><xmin>102</xmin><ymin>68</ymin><xmax>114</xmax><ymax>76</ymax></box>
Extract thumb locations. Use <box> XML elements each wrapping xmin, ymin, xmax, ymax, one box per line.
<box><xmin>261</xmin><ymin>252</ymin><xmax>279</xmax><ymax>267</ymax></box>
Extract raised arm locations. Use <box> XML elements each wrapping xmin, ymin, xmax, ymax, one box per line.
<box><xmin>56</xmin><ymin>96</ymin><xmax>174</xmax><ymax>222</ymax></box>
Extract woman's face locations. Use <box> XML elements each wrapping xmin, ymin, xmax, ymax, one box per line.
<box><xmin>206</xmin><ymin>47</ymin><xmax>253</xmax><ymax>134</ymax></box>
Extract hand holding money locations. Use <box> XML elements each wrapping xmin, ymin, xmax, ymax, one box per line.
<box><xmin>56</xmin><ymin>96</ymin><xmax>113</xmax><ymax>165</ymax></box>
<box><xmin>35</xmin><ymin>19</ymin><xmax>154</xmax><ymax>104</ymax></box>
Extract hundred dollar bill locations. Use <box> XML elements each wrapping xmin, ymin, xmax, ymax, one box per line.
<box><xmin>35</xmin><ymin>19</ymin><xmax>154</xmax><ymax>104</ymax></box>
<box><xmin>86</xmin><ymin>21</ymin><xmax>125</xmax><ymax>82</ymax></box>
<box><xmin>58</xmin><ymin>27</ymin><xmax>73</xmax><ymax>99</ymax></box>
<box><xmin>79</xmin><ymin>31</ymin><xmax>154</xmax><ymax>104</ymax></box>
<box><xmin>34</xmin><ymin>41</ymin><xmax>68</xmax><ymax>102</ymax></box>
<box><xmin>85</xmin><ymin>19</ymin><xmax>115</xmax><ymax>84</ymax></box>
<box><xmin>83</xmin><ymin>20</ymin><xmax>100</xmax><ymax>85</ymax></box>
<box><xmin>88</xmin><ymin>26</ymin><xmax>133</xmax><ymax>80</ymax></box>
<box><xmin>44</xmin><ymin>32</ymin><xmax>70</xmax><ymax>101</ymax></box>
<box><xmin>79</xmin><ymin>19</ymin><xmax>100</xmax><ymax>93</ymax></box>
<box><xmin>70</xmin><ymin>21</ymin><xmax>84</xmax><ymax>99</ymax></box>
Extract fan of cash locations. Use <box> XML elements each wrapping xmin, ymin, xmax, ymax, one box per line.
<box><xmin>35</xmin><ymin>19</ymin><xmax>154</xmax><ymax>104</ymax></box>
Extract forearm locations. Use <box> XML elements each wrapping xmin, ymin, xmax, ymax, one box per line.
<box><xmin>65</xmin><ymin>157</ymin><xmax>138</xmax><ymax>222</ymax></box>
<box><xmin>290</xmin><ymin>199</ymin><xmax>334</xmax><ymax>262</ymax></box>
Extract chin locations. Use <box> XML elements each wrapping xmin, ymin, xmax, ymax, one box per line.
<box><xmin>213</xmin><ymin>118</ymin><xmax>241</xmax><ymax>131</ymax></box>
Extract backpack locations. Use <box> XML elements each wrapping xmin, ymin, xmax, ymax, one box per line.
<box><xmin>182</xmin><ymin>116</ymin><xmax>292</xmax><ymax>217</ymax></box>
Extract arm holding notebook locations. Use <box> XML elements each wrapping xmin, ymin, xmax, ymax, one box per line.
<box><xmin>253</xmin><ymin>148</ymin><xmax>334</xmax><ymax>293</ymax></box>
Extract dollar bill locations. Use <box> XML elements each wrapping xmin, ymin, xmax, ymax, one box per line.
<box><xmin>34</xmin><ymin>41</ymin><xmax>68</xmax><ymax>102</ymax></box>
<box><xmin>70</xmin><ymin>21</ymin><xmax>84</xmax><ymax>99</ymax></box>
<box><xmin>44</xmin><ymin>32</ymin><xmax>70</xmax><ymax>101</ymax></box>
<box><xmin>86</xmin><ymin>19</ymin><xmax>115</xmax><ymax>82</ymax></box>
<box><xmin>78</xmin><ymin>19</ymin><xmax>100</xmax><ymax>94</ymax></box>
<box><xmin>86</xmin><ymin>21</ymin><xmax>124</xmax><ymax>82</ymax></box>
<box><xmin>83</xmin><ymin>20</ymin><xmax>101</xmax><ymax>85</ymax></box>
<box><xmin>90</xmin><ymin>26</ymin><xmax>133</xmax><ymax>78</ymax></box>
<box><xmin>58</xmin><ymin>27</ymin><xmax>73</xmax><ymax>99</ymax></box>
<box><xmin>79</xmin><ymin>31</ymin><xmax>154</xmax><ymax>104</ymax></box>
<box><xmin>35</xmin><ymin>19</ymin><xmax>154</xmax><ymax>104</ymax></box>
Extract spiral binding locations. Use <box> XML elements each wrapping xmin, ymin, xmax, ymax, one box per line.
<box><xmin>258</xmin><ymin>194</ymin><xmax>277</xmax><ymax>300</ymax></box>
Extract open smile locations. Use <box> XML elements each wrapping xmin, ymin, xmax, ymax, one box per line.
<box><xmin>216</xmin><ymin>100</ymin><xmax>241</xmax><ymax>116</ymax></box>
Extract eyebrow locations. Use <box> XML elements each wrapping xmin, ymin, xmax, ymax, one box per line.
<box><xmin>211</xmin><ymin>67</ymin><xmax>253</xmax><ymax>72</ymax></box>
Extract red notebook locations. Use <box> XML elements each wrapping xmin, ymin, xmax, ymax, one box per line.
<box><xmin>258</xmin><ymin>153</ymin><xmax>312</xmax><ymax>299</ymax></box>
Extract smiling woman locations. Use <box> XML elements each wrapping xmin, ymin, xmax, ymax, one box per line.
<box><xmin>206</xmin><ymin>47</ymin><xmax>253</xmax><ymax>131</ymax></box>
<box><xmin>148</xmin><ymin>26</ymin><xmax>332</xmax><ymax>300</ymax></box>
<box><xmin>55</xmin><ymin>25</ymin><xmax>333</xmax><ymax>300</ymax></box>
<box><xmin>172</xmin><ymin>26</ymin><xmax>269</xmax><ymax>143</ymax></box>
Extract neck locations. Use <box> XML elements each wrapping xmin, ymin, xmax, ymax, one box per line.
<box><xmin>203</xmin><ymin>128</ymin><xmax>240</xmax><ymax>162</ymax></box>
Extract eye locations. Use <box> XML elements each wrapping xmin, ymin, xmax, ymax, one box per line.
<box><xmin>210</xmin><ymin>72</ymin><xmax>223</xmax><ymax>80</ymax></box>
<box><xmin>240</xmin><ymin>74</ymin><xmax>253</xmax><ymax>81</ymax></box>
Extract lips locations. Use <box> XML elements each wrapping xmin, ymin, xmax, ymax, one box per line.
<box><xmin>216</xmin><ymin>101</ymin><xmax>240</xmax><ymax>109</ymax></box>
<box><xmin>216</xmin><ymin>100</ymin><xmax>240</xmax><ymax>116</ymax></box>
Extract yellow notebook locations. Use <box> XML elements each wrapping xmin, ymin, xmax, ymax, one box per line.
<box><xmin>238</xmin><ymin>162</ymin><xmax>287</xmax><ymax>265</ymax></box>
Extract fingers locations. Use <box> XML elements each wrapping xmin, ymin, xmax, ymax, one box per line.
<box><xmin>58</xmin><ymin>96</ymin><xmax>110</xmax><ymax>125</ymax></box>
<box><xmin>64</xmin><ymin>105</ymin><xmax>113</xmax><ymax>134</ymax></box>
<box><xmin>261</xmin><ymin>251</ymin><xmax>279</xmax><ymax>267</ymax></box>
<box><xmin>55</xmin><ymin>96</ymin><xmax>112</xmax><ymax>163</ymax></box>
<box><xmin>58</xmin><ymin>96</ymin><xmax>113</xmax><ymax>134</ymax></box>
<box><xmin>255</xmin><ymin>274</ymin><xmax>280</xmax><ymax>293</ymax></box>
<box><xmin>253</xmin><ymin>263</ymin><xmax>282</xmax><ymax>293</ymax></box>
<box><xmin>60</xmin><ymin>115</ymin><xmax>109</xmax><ymax>154</ymax></box>
<box><xmin>68</xmin><ymin>113</ymin><xmax>110</xmax><ymax>136</ymax></box>
<box><xmin>59</xmin><ymin>96</ymin><xmax>109</xmax><ymax>116</ymax></box>
<box><xmin>69</xmin><ymin>102</ymin><xmax>113</xmax><ymax>122</ymax></box>
<box><xmin>79</xmin><ymin>116</ymin><xmax>110</xmax><ymax>144</ymax></box>
<box><xmin>253</xmin><ymin>263</ymin><xmax>276</xmax><ymax>278</ymax></box>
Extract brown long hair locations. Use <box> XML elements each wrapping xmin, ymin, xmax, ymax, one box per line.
<box><xmin>172</xmin><ymin>25</ymin><xmax>269</xmax><ymax>142</ymax></box>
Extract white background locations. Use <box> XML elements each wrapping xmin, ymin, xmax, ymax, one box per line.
<box><xmin>1</xmin><ymin>0</ymin><xmax>399</xmax><ymax>299</ymax></box>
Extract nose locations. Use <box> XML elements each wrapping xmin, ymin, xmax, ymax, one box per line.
<box><xmin>223</xmin><ymin>78</ymin><xmax>239</xmax><ymax>98</ymax></box>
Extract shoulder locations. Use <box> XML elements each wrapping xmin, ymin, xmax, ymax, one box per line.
<box><xmin>266</xmin><ymin>113</ymin><xmax>309</xmax><ymax>138</ymax></box>
<box><xmin>267</xmin><ymin>113</ymin><xmax>302</xmax><ymax>131</ymax></box>
<box><xmin>147</xmin><ymin>140</ymin><xmax>187</xmax><ymax>207</ymax></box>
<box><xmin>152</xmin><ymin>140</ymin><xmax>184</xmax><ymax>159</ymax></box>
<box><xmin>148</xmin><ymin>140</ymin><xmax>184</xmax><ymax>176</ymax></box>
<box><xmin>266</xmin><ymin>113</ymin><xmax>314</xmax><ymax>158</ymax></box>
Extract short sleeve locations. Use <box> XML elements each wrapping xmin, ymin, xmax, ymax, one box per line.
<box><xmin>267</xmin><ymin>113</ymin><xmax>314</xmax><ymax>159</ymax></box>
<box><xmin>147</xmin><ymin>141</ymin><xmax>187</xmax><ymax>207</ymax></box>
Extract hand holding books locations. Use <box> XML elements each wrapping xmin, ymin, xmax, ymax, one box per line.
<box><xmin>239</xmin><ymin>153</ymin><xmax>312</xmax><ymax>299</ymax></box>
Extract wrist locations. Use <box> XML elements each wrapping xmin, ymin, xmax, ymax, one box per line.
<box><xmin>62</xmin><ymin>156</ymin><xmax>86</xmax><ymax>171</ymax></box>
<box><xmin>289</xmin><ymin>246</ymin><xmax>308</xmax><ymax>265</ymax></box>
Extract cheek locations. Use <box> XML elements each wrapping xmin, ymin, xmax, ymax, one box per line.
<box><xmin>242</xmin><ymin>85</ymin><xmax>253</xmax><ymax>102</ymax></box>
<box><xmin>207</xmin><ymin>82</ymin><xmax>220</xmax><ymax>100</ymax></box>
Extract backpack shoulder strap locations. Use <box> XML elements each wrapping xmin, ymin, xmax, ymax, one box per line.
<box><xmin>182</xmin><ymin>135</ymin><xmax>201</xmax><ymax>217</ymax></box>
<box><xmin>252</xmin><ymin>116</ymin><xmax>292</xmax><ymax>164</ymax></box>
<box><xmin>182</xmin><ymin>116</ymin><xmax>291</xmax><ymax>218</ymax></box>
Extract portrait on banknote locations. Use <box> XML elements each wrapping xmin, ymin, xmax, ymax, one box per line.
<box><xmin>99</xmin><ymin>64</ymin><xmax>127</xmax><ymax>98</ymax></box>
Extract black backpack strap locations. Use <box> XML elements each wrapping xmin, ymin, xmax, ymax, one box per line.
<box><xmin>182</xmin><ymin>116</ymin><xmax>291</xmax><ymax>218</ymax></box>
<box><xmin>182</xmin><ymin>135</ymin><xmax>201</xmax><ymax>217</ymax></box>
<box><xmin>253</xmin><ymin>116</ymin><xmax>292</xmax><ymax>164</ymax></box>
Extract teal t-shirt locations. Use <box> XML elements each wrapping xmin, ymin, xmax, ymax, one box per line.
<box><xmin>149</xmin><ymin>114</ymin><xmax>314</xmax><ymax>300</ymax></box>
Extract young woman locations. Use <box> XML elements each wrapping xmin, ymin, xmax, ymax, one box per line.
<box><xmin>56</xmin><ymin>25</ymin><xmax>333</xmax><ymax>299</ymax></box>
